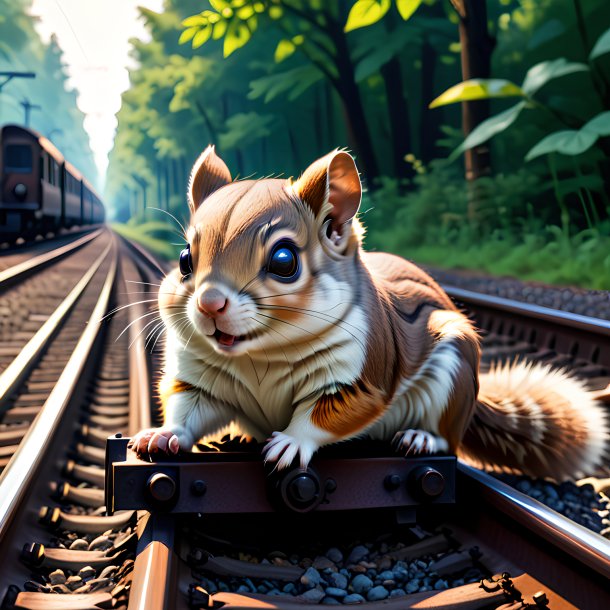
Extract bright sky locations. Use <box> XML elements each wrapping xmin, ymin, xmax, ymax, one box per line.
<box><xmin>31</xmin><ymin>0</ymin><xmax>165</xmax><ymax>183</ymax></box>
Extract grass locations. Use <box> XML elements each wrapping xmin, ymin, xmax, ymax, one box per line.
<box><xmin>380</xmin><ymin>229</ymin><xmax>610</xmax><ymax>291</ymax></box>
<box><xmin>111</xmin><ymin>221</ymin><xmax>184</xmax><ymax>261</ymax></box>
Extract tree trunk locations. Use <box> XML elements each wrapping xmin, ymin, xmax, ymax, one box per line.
<box><xmin>326</xmin><ymin>19</ymin><xmax>379</xmax><ymax>184</ymax></box>
<box><xmin>378</xmin><ymin>10</ymin><xmax>413</xmax><ymax>181</ymax></box>
<box><xmin>419</xmin><ymin>36</ymin><xmax>441</xmax><ymax>164</ymax></box>
<box><xmin>457</xmin><ymin>0</ymin><xmax>494</xmax><ymax>182</ymax></box>
<box><xmin>380</xmin><ymin>56</ymin><xmax>414</xmax><ymax>181</ymax></box>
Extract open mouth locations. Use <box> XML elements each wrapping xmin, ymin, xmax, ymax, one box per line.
<box><xmin>213</xmin><ymin>328</ymin><xmax>246</xmax><ymax>347</ymax></box>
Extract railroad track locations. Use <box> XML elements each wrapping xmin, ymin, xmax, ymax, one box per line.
<box><xmin>0</xmin><ymin>226</ymin><xmax>104</xmax><ymax>274</ymax></box>
<box><xmin>0</xmin><ymin>237</ymin><xmax>607</xmax><ymax>609</ymax></box>
<box><xmin>0</xmin><ymin>230</ymin><xmax>163</xmax><ymax>609</ymax></box>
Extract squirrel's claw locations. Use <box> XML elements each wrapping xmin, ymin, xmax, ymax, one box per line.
<box><xmin>263</xmin><ymin>431</ymin><xmax>315</xmax><ymax>470</ymax></box>
<box><xmin>393</xmin><ymin>429</ymin><xmax>448</xmax><ymax>456</ymax></box>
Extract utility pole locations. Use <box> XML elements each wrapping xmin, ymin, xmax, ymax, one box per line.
<box><xmin>20</xmin><ymin>98</ymin><xmax>41</xmax><ymax>128</ymax></box>
<box><xmin>0</xmin><ymin>72</ymin><xmax>36</xmax><ymax>93</ymax></box>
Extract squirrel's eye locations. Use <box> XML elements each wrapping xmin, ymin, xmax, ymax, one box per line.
<box><xmin>267</xmin><ymin>243</ymin><xmax>299</xmax><ymax>281</ymax></box>
<box><xmin>179</xmin><ymin>245</ymin><xmax>193</xmax><ymax>278</ymax></box>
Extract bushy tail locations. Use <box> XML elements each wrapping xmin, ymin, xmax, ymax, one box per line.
<box><xmin>459</xmin><ymin>360</ymin><xmax>609</xmax><ymax>480</ymax></box>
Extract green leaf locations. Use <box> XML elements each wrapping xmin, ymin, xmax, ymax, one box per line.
<box><xmin>582</xmin><ymin>111</ymin><xmax>610</xmax><ymax>137</ymax></box>
<box><xmin>451</xmin><ymin>102</ymin><xmax>527</xmax><ymax>160</ymax></box>
<box><xmin>526</xmin><ymin>19</ymin><xmax>565</xmax><ymax>50</ymax></box>
<box><xmin>590</xmin><ymin>27</ymin><xmax>610</xmax><ymax>60</ymax></box>
<box><xmin>429</xmin><ymin>79</ymin><xmax>525</xmax><ymax>108</ymax></box>
<box><xmin>192</xmin><ymin>25</ymin><xmax>213</xmax><ymax>48</ymax></box>
<box><xmin>521</xmin><ymin>58</ymin><xmax>589</xmax><ymax>95</ymax></box>
<box><xmin>355</xmin><ymin>28</ymin><xmax>409</xmax><ymax>82</ymax></box>
<box><xmin>213</xmin><ymin>19</ymin><xmax>228</xmax><ymax>40</ymax></box>
<box><xmin>179</xmin><ymin>27</ymin><xmax>198</xmax><ymax>45</ymax></box>
<box><xmin>210</xmin><ymin>0</ymin><xmax>229</xmax><ymax>10</ymax></box>
<box><xmin>219</xmin><ymin>112</ymin><xmax>275</xmax><ymax>150</ymax></box>
<box><xmin>345</xmin><ymin>0</ymin><xmax>391</xmax><ymax>33</ymax></box>
<box><xmin>236</xmin><ymin>5</ymin><xmax>255</xmax><ymax>20</ymax></box>
<box><xmin>182</xmin><ymin>15</ymin><xmax>208</xmax><ymax>27</ymax></box>
<box><xmin>275</xmin><ymin>39</ymin><xmax>296</xmax><ymax>63</ymax></box>
<box><xmin>396</xmin><ymin>0</ymin><xmax>422</xmax><ymax>21</ymax></box>
<box><xmin>248</xmin><ymin>66</ymin><xmax>324</xmax><ymax>103</ymax></box>
<box><xmin>223</xmin><ymin>20</ymin><xmax>251</xmax><ymax>57</ymax></box>
<box><xmin>525</xmin><ymin>129</ymin><xmax>598</xmax><ymax>161</ymax></box>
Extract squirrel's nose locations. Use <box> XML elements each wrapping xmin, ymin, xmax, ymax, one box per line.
<box><xmin>198</xmin><ymin>288</ymin><xmax>228</xmax><ymax>317</ymax></box>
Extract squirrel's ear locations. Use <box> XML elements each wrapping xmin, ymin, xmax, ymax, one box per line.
<box><xmin>293</xmin><ymin>150</ymin><xmax>361</xmax><ymax>234</ymax></box>
<box><xmin>188</xmin><ymin>145</ymin><xmax>232</xmax><ymax>212</ymax></box>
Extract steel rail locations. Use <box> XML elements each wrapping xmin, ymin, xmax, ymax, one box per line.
<box><xmin>123</xmin><ymin>243</ymin><xmax>153</xmax><ymax>436</ymax></box>
<box><xmin>443</xmin><ymin>284</ymin><xmax>610</xmax><ymax>337</ymax></box>
<box><xmin>0</xmin><ymin>239</ymin><xmax>113</xmax><ymax>409</ymax></box>
<box><xmin>0</xmin><ymin>238</ymin><xmax>118</xmax><ymax>543</ymax></box>
<box><xmin>0</xmin><ymin>227</ymin><xmax>104</xmax><ymax>290</ymax></box>
<box><xmin>121</xmin><ymin>238</ymin><xmax>177</xmax><ymax>610</ymax></box>
<box><xmin>458</xmin><ymin>463</ymin><xmax>610</xmax><ymax>580</ymax></box>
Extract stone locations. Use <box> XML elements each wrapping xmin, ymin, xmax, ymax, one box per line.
<box><xmin>351</xmin><ymin>574</ymin><xmax>373</xmax><ymax>594</ymax></box>
<box><xmin>348</xmin><ymin>545</ymin><xmax>369</xmax><ymax>564</ymax></box>
<box><xmin>326</xmin><ymin>547</ymin><xmax>343</xmax><ymax>564</ymax></box>
<box><xmin>314</xmin><ymin>556</ymin><xmax>337</xmax><ymax>571</ymax></box>
<box><xmin>329</xmin><ymin>572</ymin><xmax>348</xmax><ymax>590</ymax></box>
<box><xmin>434</xmin><ymin>579</ymin><xmax>448</xmax><ymax>590</ymax></box>
<box><xmin>322</xmin><ymin>596</ymin><xmax>341</xmax><ymax>605</ymax></box>
<box><xmin>367</xmin><ymin>586</ymin><xmax>389</xmax><ymax>601</ymax></box>
<box><xmin>389</xmin><ymin>589</ymin><xmax>406</xmax><ymax>598</ymax></box>
<box><xmin>326</xmin><ymin>587</ymin><xmax>347</xmax><ymax>598</ymax></box>
<box><xmin>343</xmin><ymin>594</ymin><xmax>365</xmax><ymax>604</ymax></box>
<box><xmin>301</xmin><ymin>588</ymin><xmax>325</xmax><ymax>603</ymax></box>
<box><xmin>48</xmin><ymin>570</ymin><xmax>66</xmax><ymax>585</ymax></box>
<box><xmin>378</xmin><ymin>570</ymin><xmax>394</xmax><ymax>581</ymax></box>
<box><xmin>405</xmin><ymin>581</ymin><xmax>419</xmax><ymax>593</ymax></box>
<box><xmin>301</xmin><ymin>567</ymin><xmax>322</xmax><ymax>588</ymax></box>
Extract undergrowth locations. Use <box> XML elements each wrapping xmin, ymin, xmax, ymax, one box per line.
<box><xmin>361</xmin><ymin>165</ymin><xmax>610</xmax><ymax>291</ymax></box>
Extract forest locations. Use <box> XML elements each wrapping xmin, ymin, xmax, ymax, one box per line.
<box><xmin>0</xmin><ymin>0</ymin><xmax>98</xmax><ymax>187</ymax></box>
<box><xmin>107</xmin><ymin>0</ymin><xmax>610</xmax><ymax>289</ymax></box>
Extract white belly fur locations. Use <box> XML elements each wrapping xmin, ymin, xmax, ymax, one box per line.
<box><xmin>165</xmin><ymin>302</ymin><xmax>369</xmax><ymax>436</ymax></box>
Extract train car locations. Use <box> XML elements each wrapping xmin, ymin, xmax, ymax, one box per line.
<box><xmin>0</xmin><ymin>124</ymin><xmax>63</xmax><ymax>236</ymax></box>
<box><xmin>0</xmin><ymin>124</ymin><xmax>104</xmax><ymax>238</ymax></box>
<box><xmin>92</xmin><ymin>193</ymin><xmax>105</xmax><ymax>224</ymax></box>
<box><xmin>62</xmin><ymin>161</ymin><xmax>83</xmax><ymax>227</ymax></box>
<box><xmin>81</xmin><ymin>178</ymin><xmax>94</xmax><ymax>225</ymax></box>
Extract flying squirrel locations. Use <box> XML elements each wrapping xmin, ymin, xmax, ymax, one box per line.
<box><xmin>130</xmin><ymin>146</ymin><xmax>609</xmax><ymax>480</ymax></box>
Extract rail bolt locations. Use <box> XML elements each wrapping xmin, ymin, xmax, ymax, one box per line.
<box><xmin>384</xmin><ymin>474</ymin><xmax>402</xmax><ymax>491</ymax></box>
<box><xmin>409</xmin><ymin>466</ymin><xmax>445</xmax><ymax>499</ymax></box>
<box><xmin>276</xmin><ymin>468</ymin><xmax>322</xmax><ymax>513</ymax></box>
<box><xmin>147</xmin><ymin>472</ymin><xmax>177</xmax><ymax>503</ymax></box>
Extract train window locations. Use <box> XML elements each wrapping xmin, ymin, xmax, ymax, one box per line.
<box><xmin>4</xmin><ymin>145</ymin><xmax>33</xmax><ymax>173</ymax></box>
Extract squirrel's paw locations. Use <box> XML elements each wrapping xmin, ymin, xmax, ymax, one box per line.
<box><xmin>263</xmin><ymin>431</ymin><xmax>316</xmax><ymax>470</ymax></box>
<box><xmin>129</xmin><ymin>428</ymin><xmax>181</xmax><ymax>458</ymax></box>
<box><xmin>393</xmin><ymin>429</ymin><xmax>448</xmax><ymax>455</ymax></box>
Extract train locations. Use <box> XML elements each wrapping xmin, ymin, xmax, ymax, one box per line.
<box><xmin>0</xmin><ymin>124</ymin><xmax>104</xmax><ymax>238</ymax></box>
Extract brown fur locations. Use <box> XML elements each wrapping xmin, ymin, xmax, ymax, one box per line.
<box><xmin>159</xmin><ymin>378</ymin><xmax>195</xmax><ymax>412</ymax></box>
<box><xmin>311</xmin><ymin>380</ymin><xmax>387</xmax><ymax>437</ymax></box>
<box><xmin>150</xmin><ymin>147</ymin><xmax>607</xmax><ymax>480</ymax></box>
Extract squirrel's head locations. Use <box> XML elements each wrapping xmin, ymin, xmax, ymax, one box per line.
<box><xmin>159</xmin><ymin>146</ymin><xmax>365</xmax><ymax>358</ymax></box>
